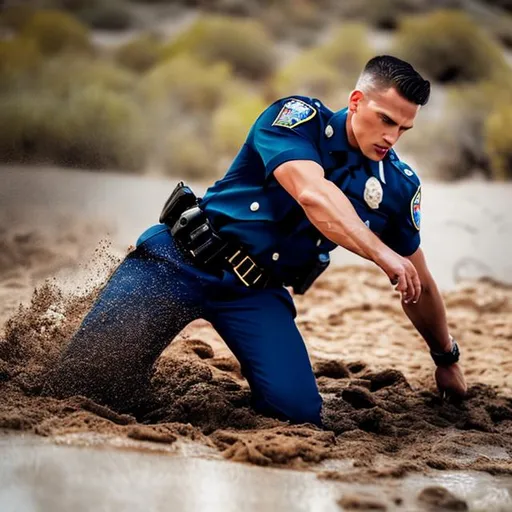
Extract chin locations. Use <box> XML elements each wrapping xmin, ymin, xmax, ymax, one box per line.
<box><xmin>362</xmin><ymin>147</ymin><xmax>383</xmax><ymax>162</ymax></box>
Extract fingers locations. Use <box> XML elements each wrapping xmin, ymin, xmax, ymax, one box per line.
<box><xmin>411</xmin><ymin>268</ymin><xmax>422</xmax><ymax>303</ymax></box>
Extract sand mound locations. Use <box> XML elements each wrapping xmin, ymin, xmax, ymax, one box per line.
<box><xmin>0</xmin><ymin>244</ymin><xmax>511</xmax><ymax>478</ymax></box>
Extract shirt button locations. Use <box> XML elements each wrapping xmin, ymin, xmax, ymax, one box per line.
<box><xmin>250</xmin><ymin>202</ymin><xmax>260</xmax><ymax>212</ymax></box>
<box><xmin>272</xmin><ymin>252</ymin><xmax>280</xmax><ymax>261</ymax></box>
<box><xmin>316</xmin><ymin>238</ymin><xmax>322</xmax><ymax>247</ymax></box>
<box><xmin>325</xmin><ymin>125</ymin><xmax>334</xmax><ymax>138</ymax></box>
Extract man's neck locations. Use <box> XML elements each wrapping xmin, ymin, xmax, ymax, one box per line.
<box><xmin>345</xmin><ymin>111</ymin><xmax>359</xmax><ymax>150</ymax></box>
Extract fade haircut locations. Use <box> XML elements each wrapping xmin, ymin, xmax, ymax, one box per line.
<box><xmin>356</xmin><ymin>55</ymin><xmax>430</xmax><ymax>106</ymax></box>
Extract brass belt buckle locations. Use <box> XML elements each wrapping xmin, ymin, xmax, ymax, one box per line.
<box><xmin>228</xmin><ymin>250</ymin><xmax>263</xmax><ymax>287</ymax></box>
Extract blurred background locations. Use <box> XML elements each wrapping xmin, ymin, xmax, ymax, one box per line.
<box><xmin>1</xmin><ymin>0</ymin><xmax>512</xmax><ymax>182</ymax></box>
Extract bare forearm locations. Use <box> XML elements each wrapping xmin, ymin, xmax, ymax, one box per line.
<box><xmin>402</xmin><ymin>277</ymin><xmax>452</xmax><ymax>353</ymax></box>
<box><xmin>298</xmin><ymin>179</ymin><xmax>387</xmax><ymax>264</ymax></box>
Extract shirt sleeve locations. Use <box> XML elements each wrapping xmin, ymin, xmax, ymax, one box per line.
<box><xmin>381</xmin><ymin>184</ymin><xmax>422</xmax><ymax>257</ymax></box>
<box><xmin>250</xmin><ymin>98</ymin><xmax>323</xmax><ymax>179</ymax></box>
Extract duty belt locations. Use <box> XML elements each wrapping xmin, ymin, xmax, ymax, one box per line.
<box><xmin>159</xmin><ymin>184</ymin><xmax>277</xmax><ymax>289</ymax></box>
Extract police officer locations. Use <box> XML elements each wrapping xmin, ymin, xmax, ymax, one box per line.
<box><xmin>48</xmin><ymin>56</ymin><xmax>467</xmax><ymax>426</ymax></box>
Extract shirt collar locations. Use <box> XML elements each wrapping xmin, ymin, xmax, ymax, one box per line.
<box><xmin>324</xmin><ymin>107</ymin><xmax>352</xmax><ymax>153</ymax></box>
<box><xmin>324</xmin><ymin>107</ymin><xmax>388</xmax><ymax>183</ymax></box>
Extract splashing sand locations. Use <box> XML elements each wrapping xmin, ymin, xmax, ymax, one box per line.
<box><xmin>0</xmin><ymin>234</ymin><xmax>511</xmax><ymax>482</ymax></box>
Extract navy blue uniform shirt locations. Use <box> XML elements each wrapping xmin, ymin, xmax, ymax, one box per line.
<box><xmin>201</xmin><ymin>96</ymin><xmax>422</xmax><ymax>284</ymax></box>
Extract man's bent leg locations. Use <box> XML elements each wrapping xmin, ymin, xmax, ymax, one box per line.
<box><xmin>206</xmin><ymin>285</ymin><xmax>322</xmax><ymax>426</ymax></box>
<box><xmin>47</xmin><ymin>240</ymin><xmax>204</xmax><ymax>411</ymax></box>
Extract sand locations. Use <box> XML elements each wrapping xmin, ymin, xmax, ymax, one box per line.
<box><xmin>0</xmin><ymin>167</ymin><xmax>511</xmax><ymax>510</ymax></box>
<box><xmin>0</xmin><ymin>229</ymin><xmax>511</xmax><ymax>484</ymax></box>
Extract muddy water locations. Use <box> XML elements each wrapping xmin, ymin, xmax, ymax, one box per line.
<box><xmin>1</xmin><ymin>433</ymin><xmax>511</xmax><ymax>512</ymax></box>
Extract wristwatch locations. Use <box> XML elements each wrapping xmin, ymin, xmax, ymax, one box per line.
<box><xmin>430</xmin><ymin>337</ymin><xmax>460</xmax><ymax>367</ymax></box>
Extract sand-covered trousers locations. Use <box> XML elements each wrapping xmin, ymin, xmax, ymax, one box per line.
<box><xmin>49</xmin><ymin>224</ymin><xmax>322</xmax><ymax>426</ymax></box>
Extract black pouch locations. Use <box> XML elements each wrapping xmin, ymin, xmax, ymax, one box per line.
<box><xmin>159</xmin><ymin>181</ymin><xmax>198</xmax><ymax>229</ymax></box>
<box><xmin>292</xmin><ymin>253</ymin><xmax>330</xmax><ymax>295</ymax></box>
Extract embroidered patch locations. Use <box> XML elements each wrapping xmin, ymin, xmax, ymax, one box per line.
<box><xmin>364</xmin><ymin>177</ymin><xmax>383</xmax><ymax>210</ymax></box>
<box><xmin>272</xmin><ymin>99</ymin><xmax>316</xmax><ymax>129</ymax></box>
<box><xmin>411</xmin><ymin>186</ymin><xmax>421</xmax><ymax>230</ymax></box>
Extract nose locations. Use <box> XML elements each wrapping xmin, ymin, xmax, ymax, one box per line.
<box><xmin>383</xmin><ymin>130</ymin><xmax>399</xmax><ymax>147</ymax></box>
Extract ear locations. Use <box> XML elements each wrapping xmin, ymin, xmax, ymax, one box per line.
<box><xmin>348</xmin><ymin>90</ymin><xmax>364</xmax><ymax>113</ymax></box>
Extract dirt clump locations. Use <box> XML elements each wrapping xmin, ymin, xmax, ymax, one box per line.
<box><xmin>1</xmin><ymin>261</ymin><xmax>512</xmax><ymax>476</ymax></box>
<box><xmin>417</xmin><ymin>486</ymin><xmax>468</xmax><ymax>511</ymax></box>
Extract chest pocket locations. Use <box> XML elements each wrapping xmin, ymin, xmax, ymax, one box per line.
<box><xmin>334</xmin><ymin>168</ymin><xmax>390</xmax><ymax>236</ymax></box>
<box><xmin>350</xmin><ymin>198</ymin><xmax>388</xmax><ymax>235</ymax></box>
<box><xmin>223</xmin><ymin>181</ymin><xmax>296</xmax><ymax>223</ymax></box>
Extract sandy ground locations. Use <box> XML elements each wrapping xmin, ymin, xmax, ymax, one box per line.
<box><xmin>1</xmin><ymin>166</ymin><xmax>512</xmax><ymax>511</ymax></box>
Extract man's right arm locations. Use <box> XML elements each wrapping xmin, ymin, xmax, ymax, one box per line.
<box><xmin>274</xmin><ymin>159</ymin><xmax>422</xmax><ymax>303</ymax></box>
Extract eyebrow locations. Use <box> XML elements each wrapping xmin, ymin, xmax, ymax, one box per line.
<box><xmin>380</xmin><ymin>112</ymin><xmax>414</xmax><ymax>131</ymax></box>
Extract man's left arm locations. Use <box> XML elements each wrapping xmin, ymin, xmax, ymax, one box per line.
<box><xmin>403</xmin><ymin>248</ymin><xmax>467</xmax><ymax>399</ymax></box>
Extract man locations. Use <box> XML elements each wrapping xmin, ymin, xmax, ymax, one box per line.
<box><xmin>49</xmin><ymin>55</ymin><xmax>467</xmax><ymax>426</ymax></box>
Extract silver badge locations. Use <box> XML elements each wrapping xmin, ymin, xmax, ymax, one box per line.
<box><xmin>364</xmin><ymin>177</ymin><xmax>383</xmax><ymax>210</ymax></box>
<box><xmin>325</xmin><ymin>125</ymin><xmax>334</xmax><ymax>138</ymax></box>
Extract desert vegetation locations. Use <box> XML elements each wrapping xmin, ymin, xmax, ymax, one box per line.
<box><xmin>0</xmin><ymin>0</ymin><xmax>511</xmax><ymax>179</ymax></box>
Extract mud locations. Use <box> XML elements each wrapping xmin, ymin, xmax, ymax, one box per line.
<box><xmin>0</xmin><ymin>234</ymin><xmax>511</xmax><ymax>481</ymax></box>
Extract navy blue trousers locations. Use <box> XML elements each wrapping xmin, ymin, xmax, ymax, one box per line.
<box><xmin>51</xmin><ymin>224</ymin><xmax>322</xmax><ymax>426</ymax></box>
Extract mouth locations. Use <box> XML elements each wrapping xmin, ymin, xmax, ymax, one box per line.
<box><xmin>373</xmin><ymin>144</ymin><xmax>390</xmax><ymax>157</ymax></box>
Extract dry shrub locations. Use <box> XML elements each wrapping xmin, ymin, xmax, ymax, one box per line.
<box><xmin>212</xmin><ymin>89</ymin><xmax>266</xmax><ymax>155</ymax></box>
<box><xmin>75</xmin><ymin>2</ymin><xmax>134</xmax><ymax>31</ymax></box>
<box><xmin>0</xmin><ymin>38</ymin><xmax>43</xmax><ymax>86</ymax></box>
<box><xmin>163</xmin><ymin>127</ymin><xmax>219</xmax><ymax>180</ymax></box>
<box><xmin>335</xmin><ymin>0</ymin><xmax>431</xmax><ymax>30</ymax></box>
<box><xmin>485</xmin><ymin>105</ymin><xmax>512</xmax><ymax>180</ymax></box>
<box><xmin>271</xmin><ymin>24</ymin><xmax>371</xmax><ymax>101</ymax></box>
<box><xmin>0</xmin><ymin>85</ymin><xmax>147</xmax><ymax>171</ymax></box>
<box><xmin>272</xmin><ymin>55</ymin><xmax>341</xmax><ymax>101</ymax></box>
<box><xmin>261</xmin><ymin>0</ymin><xmax>326</xmax><ymax>44</ymax></box>
<box><xmin>160</xmin><ymin>16</ymin><xmax>276</xmax><ymax>79</ymax></box>
<box><xmin>20</xmin><ymin>9</ymin><xmax>91</xmax><ymax>56</ymax></box>
<box><xmin>115</xmin><ymin>33</ymin><xmax>163</xmax><ymax>73</ymax></box>
<box><xmin>140</xmin><ymin>54</ymin><xmax>232</xmax><ymax>111</ymax></box>
<box><xmin>38</xmin><ymin>54</ymin><xmax>137</xmax><ymax>96</ymax></box>
<box><xmin>393</xmin><ymin>10</ymin><xmax>508</xmax><ymax>84</ymax></box>
<box><xmin>399</xmin><ymin>76</ymin><xmax>512</xmax><ymax>181</ymax></box>
<box><xmin>0</xmin><ymin>5</ymin><xmax>38</xmax><ymax>31</ymax></box>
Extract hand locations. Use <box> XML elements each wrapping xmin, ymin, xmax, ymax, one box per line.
<box><xmin>376</xmin><ymin>249</ymin><xmax>422</xmax><ymax>304</ymax></box>
<box><xmin>435</xmin><ymin>363</ymin><xmax>467</xmax><ymax>401</ymax></box>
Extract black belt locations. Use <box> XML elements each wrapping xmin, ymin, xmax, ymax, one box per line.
<box><xmin>160</xmin><ymin>186</ymin><xmax>279</xmax><ymax>289</ymax></box>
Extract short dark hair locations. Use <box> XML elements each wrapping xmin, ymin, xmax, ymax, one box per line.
<box><xmin>358</xmin><ymin>55</ymin><xmax>430</xmax><ymax>106</ymax></box>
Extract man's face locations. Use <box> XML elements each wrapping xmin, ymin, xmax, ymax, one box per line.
<box><xmin>347</xmin><ymin>86</ymin><xmax>420</xmax><ymax>161</ymax></box>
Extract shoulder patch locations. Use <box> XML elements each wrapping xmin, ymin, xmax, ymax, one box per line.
<box><xmin>410</xmin><ymin>186</ymin><xmax>421</xmax><ymax>231</ymax></box>
<box><xmin>272</xmin><ymin>99</ymin><xmax>316</xmax><ymax>129</ymax></box>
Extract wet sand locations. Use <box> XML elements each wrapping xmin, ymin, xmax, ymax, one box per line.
<box><xmin>1</xmin><ymin>166</ymin><xmax>511</xmax><ymax>511</ymax></box>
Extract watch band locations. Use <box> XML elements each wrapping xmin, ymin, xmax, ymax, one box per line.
<box><xmin>430</xmin><ymin>338</ymin><xmax>460</xmax><ymax>367</ymax></box>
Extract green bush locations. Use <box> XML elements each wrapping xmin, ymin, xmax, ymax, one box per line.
<box><xmin>140</xmin><ymin>54</ymin><xmax>232</xmax><ymax>111</ymax></box>
<box><xmin>0</xmin><ymin>86</ymin><xmax>147</xmax><ymax>171</ymax></box>
<box><xmin>212</xmin><ymin>90</ymin><xmax>266</xmax><ymax>155</ymax></box>
<box><xmin>393</xmin><ymin>10</ymin><xmax>508</xmax><ymax>84</ymax></box>
<box><xmin>115</xmin><ymin>34</ymin><xmax>163</xmax><ymax>73</ymax></box>
<box><xmin>160</xmin><ymin>16</ymin><xmax>276</xmax><ymax>80</ymax></box>
<box><xmin>485</xmin><ymin>105</ymin><xmax>512</xmax><ymax>179</ymax></box>
<box><xmin>20</xmin><ymin>9</ymin><xmax>91</xmax><ymax>56</ymax></box>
